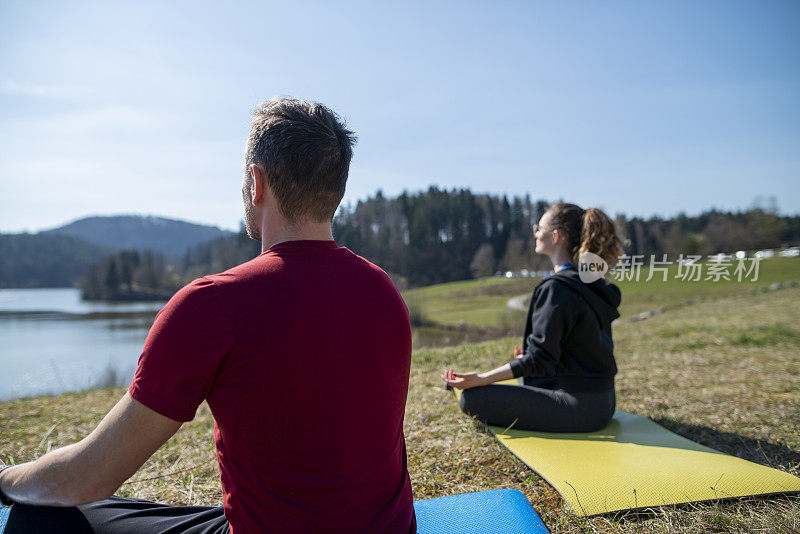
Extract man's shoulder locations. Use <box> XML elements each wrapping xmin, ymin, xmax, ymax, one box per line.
<box><xmin>205</xmin><ymin>254</ymin><xmax>267</xmax><ymax>282</ymax></box>
<box><xmin>344</xmin><ymin>247</ymin><xmax>395</xmax><ymax>278</ymax></box>
<box><xmin>201</xmin><ymin>246</ymin><xmax>396</xmax><ymax>290</ymax></box>
<box><xmin>172</xmin><ymin>276</ymin><xmax>220</xmax><ymax>300</ymax></box>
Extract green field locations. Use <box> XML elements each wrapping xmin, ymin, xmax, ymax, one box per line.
<box><xmin>404</xmin><ymin>276</ymin><xmax>534</xmax><ymax>330</ymax></box>
<box><xmin>403</xmin><ymin>257</ymin><xmax>800</xmax><ymax>328</ymax></box>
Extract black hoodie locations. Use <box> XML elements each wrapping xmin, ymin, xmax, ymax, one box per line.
<box><xmin>508</xmin><ymin>267</ymin><xmax>621</xmax><ymax>392</ymax></box>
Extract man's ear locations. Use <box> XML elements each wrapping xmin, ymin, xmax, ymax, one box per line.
<box><xmin>249</xmin><ymin>164</ymin><xmax>265</xmax><ymax>206</ymax></box>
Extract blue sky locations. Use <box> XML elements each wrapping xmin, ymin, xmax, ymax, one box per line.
<box><xmin>1</xmin><ymin>1</ymin><xmax>798</xmax><ymax>233</ymax></box>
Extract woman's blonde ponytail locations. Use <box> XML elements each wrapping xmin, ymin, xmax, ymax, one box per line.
<box><xmin>580</xmin><ymin>208</ymin><xmax>623</xmax><ymax>269</ymax></box>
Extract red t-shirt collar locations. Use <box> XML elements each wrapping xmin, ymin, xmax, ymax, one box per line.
<box><xmin>264</xmin><ymin>239</ymin><xmax>338</xmax><ymax>254</ymax></box>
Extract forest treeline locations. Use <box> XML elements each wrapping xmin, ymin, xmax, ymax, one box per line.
<box><xmin>77</xmin><ymin>187</ymin><xmax>799</xmax><ymax>299</ymax></box>
<box><xmin>81</xmin><ymin>250</ymin><xmax>178</xmax><ymax>301</ymax></box>
<box><xmin>331</xmin><ymin>188</ymin><xmax>799</xmax><ymax>286</ymax></box>
<box><xmin>0</xmin><ymin>233</ymin><xmax>110</xmax><ymax>288</ymax></box>
<box><xmin>79</xmin><ymin>232</ymin><xmax>262</xmax><ymax>300</ymax></box>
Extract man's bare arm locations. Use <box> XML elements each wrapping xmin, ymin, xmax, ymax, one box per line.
<box><xmin>0</xmin><ymin>392</ymin><xmax>181</xmax><ymax>507</ymax></box>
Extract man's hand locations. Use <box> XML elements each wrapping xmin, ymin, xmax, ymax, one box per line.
<box><xmin>514</xmin><ymin>344</ymin><xmax>523</xmax><ymax>359</ymax></box>
<box><xmin>0</xmin><ymin>393</ymin><xmax>181</xmax><ymax>507</ymax></box>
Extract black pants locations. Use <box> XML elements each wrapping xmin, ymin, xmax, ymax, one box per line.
<box><xmin>459</xmin><ymin>380</ymin><xmax>616</xmax><ymax>432</ymax></box>
<box><xmin>4</xmin><ymin>496</ymin><xmax>229</xmax><ymax>534</ymax></box>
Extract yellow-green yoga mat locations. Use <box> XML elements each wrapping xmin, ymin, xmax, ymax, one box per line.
<box><xmin>454</xmin><ymin>381</ymin><xmax>800</xmax><ymax>516</ymax></box>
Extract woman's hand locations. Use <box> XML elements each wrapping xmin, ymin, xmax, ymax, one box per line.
<box><xmin>514</xmin><ymin>345</ymin><xmax>523</xmax><ymax>359</ymax></box>
<box><xmin>440</xmin><ymin>368</ymin><xmax>488</xmax><ymax>390</ymax></box>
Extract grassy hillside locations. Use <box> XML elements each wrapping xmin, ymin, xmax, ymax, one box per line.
<box><xmin>403</xmin><ymin>257</ymin><xmax>800</xmax><ymax>328</ymax></box>
<box><xmin>404</xmin><ymin>276</ymin><xmax>536</xmax><ymax>329</ymax></box>
<box><xmin>2</xmin><ymin>284</ymin><xmax>798</xmax><ymax>532</ymax></box>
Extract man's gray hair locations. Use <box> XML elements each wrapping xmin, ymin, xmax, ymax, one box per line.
<box><xmin>244</xmin><ymin>97</ymin><xmax>357</xmax><ymax>225</ymax></box>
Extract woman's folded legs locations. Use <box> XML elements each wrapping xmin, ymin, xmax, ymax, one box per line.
<box><xmin>459</xmin><ymin>383</ymin><xmax>615</xmax><ymax>433</ymax></box>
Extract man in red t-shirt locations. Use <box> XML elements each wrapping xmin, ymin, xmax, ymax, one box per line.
<box><xmin>0</xmin><ymin>98</ymin><xmax>416</xmax><ymax>533</ymax></box>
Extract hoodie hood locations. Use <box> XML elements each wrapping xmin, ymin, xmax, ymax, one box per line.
<box><xmin>547</xmin><ymin>267</ymin><xmax>621</xmax><ymax>326</ymax></box>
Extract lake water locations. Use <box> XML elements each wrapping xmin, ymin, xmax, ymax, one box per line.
<box><xmin>0</xmin><ymin>288</ymin><xmax>164</xmax><ymax>401</ymax></box>
<box><xmin>0</xmin><ymin>288</ymin><xmax>504</xmax><ymax>401</ymax></box>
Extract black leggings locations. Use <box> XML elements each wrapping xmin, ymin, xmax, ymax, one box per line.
<box><xmin>4</xmin><ymin>496</ymin><xmax>229</xmax><ymax>534</ymax></box>
<box><xmin>459</xmin><ymin>381</ymin><xmax>616</xmax><ymax>433</ymax></box>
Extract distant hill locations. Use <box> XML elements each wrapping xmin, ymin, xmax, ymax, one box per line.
<box><xmin>1</xmin><ymin>215</ymin><xmax>236</xmax><ymax>288</ymax></box>
<box><xmin>44</xmin><ymin>215</ymin><xmax>234</xmax><ymax>259</ymax></box>
<box><xmin>0</xmin><ymin>233</ymin><xmax>111</xmax><ymax>288</ymax></box>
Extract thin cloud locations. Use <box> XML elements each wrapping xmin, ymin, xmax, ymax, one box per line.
<box><xmin>0</xmin><ymin>80</ymin><xmax>88</xmax><ymax>99</ymax></box>
<box><xmin>1</xmin><ymin>105</ymin><xmax>172</xmax><ymax>136</ymax></box>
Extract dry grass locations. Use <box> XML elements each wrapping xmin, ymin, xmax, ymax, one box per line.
<box><xmin>406</xmin><ymin>286</ymin><xmax>800</xmax><ymax>533</ymax></box>
<box><xmin>0</xmin><ymin>388</ymin><xmax>220</xmax><ymax>506</ymax></box>
<box><xmin>2</xmin><ymin>288</ymin><xmax>799</xmax><ymax>532</ymax></box>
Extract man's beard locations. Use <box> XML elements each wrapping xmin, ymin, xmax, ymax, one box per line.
<box><xmin>242</xmin><ymin>182</ymin><xmax>261</xmax><ymax>242</ymax></box>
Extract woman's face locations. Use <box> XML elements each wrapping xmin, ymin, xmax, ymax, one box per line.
<box><xmin>534</xmin><ymin>213</ymin><xmax>557</xmax><ymax>257</ymax></box>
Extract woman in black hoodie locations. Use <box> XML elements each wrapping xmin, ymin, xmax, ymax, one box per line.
<box><xmin>441</xmin><ymin>203</ymin><xmax>624</xmax><ymax>432</ymax></box>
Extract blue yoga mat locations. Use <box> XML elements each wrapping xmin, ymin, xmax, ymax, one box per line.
<box><xmin>414</xmin><ymin>489</ymin><xmax>549</xmax><ymax>534</ymax></box>
<box><xmin>0</xmin><ymin>490</ymin><xmax>549</xmax><ymax>533</ymax></box>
